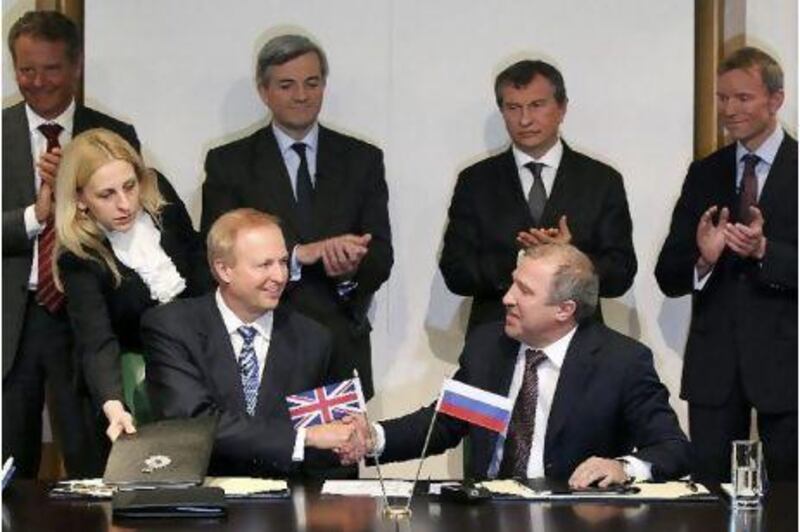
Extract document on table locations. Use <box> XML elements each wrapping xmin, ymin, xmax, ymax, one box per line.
<box><xmin>322</xmin><ymin>480</ymin><xmax>413</xmax><ymax>497</ymax></box>
<box><xmin>477</xmin><ymin>480</ymin><xmax>714</xmax><ymax>501</ymax></box>
<box><xmin>203</xmin><ymin>477</ymin><xmax>289</xmax><ymax>497</ymax></box>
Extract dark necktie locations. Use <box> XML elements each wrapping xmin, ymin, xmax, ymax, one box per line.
<box><xmin>237</xmin><ymin>325</ymin><xmax>260</xmax><ymax>416</ymax></box>
<box><xmin>738</xmin><ymin>154</ymin><xmax>760</xmax><ymax>224</ymax></box>
<box><xmin>36</xmin><ymin>123</ymin><xmax>65</xmax><ymax>313</ymax></box>
<box><xmin>525</xmin><ymin>162</ymin><xmax>547</xmax><ymax>225</ymax></box>
<box><xmin>499</xmin><ymin>349</ymin><xmax>548</xmax><ymax>479</ymax></box>
<box><xmin>291</xmin><ymin>142</ymin><xmax>315</xmax><ymax>232</ymax></box>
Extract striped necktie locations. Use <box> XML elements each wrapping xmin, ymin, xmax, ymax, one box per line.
<box><xmin>237</xmin><ymin>325</ymin><xmax>260</xmax><ymax>416</ymax></box>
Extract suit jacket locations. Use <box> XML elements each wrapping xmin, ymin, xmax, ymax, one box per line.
<box><xmin>200</xmin><ymin>124</ymin><xmax>393</xmax><ymax>398</ymax></box>
<box><xmin>2</xmin><ymin>101</ymin><xmax>140</xmax><ymax>377</ymax></box>
<box><xmin>381</xmin><ymin>320</ymin><xmax>690</xmax><ymax>481</ymax></box>
<box><xmin>655</xmin><ymin>134</ymin><xmax>797</xmax><ymax>412</ymax></box>
<box><xmin>57</xmin><ymin>173</ymin><xmax>212</xmax><ymax>406</ymax></box>
<box><xmin>141</xmin><ymin>294</ymin><xmax>337</xmax><ymax>478</ymax></box>
<box><xmin>440</xmin><ymin>143</ymin><xmax>637</xmax><ymax>330</ymax></box>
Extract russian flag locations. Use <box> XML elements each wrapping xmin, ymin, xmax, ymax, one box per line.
<box><xmin>436</xmin><ymin>379</ymin><xmax>512</xmax><ymax>434</ymax></box>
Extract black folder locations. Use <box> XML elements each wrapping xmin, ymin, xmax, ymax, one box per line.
<box><xmin>103</xmin><ymin>415</ymin><xmax>218</xmax><ymax>488</ymax></box>
<box><xmin>112</xmin><ymin>487</ymin><xmax>227</xmax><ymax>518</ymax></box>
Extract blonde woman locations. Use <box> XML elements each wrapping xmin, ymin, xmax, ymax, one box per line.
<box><xmin>54</xmin><ymin>128</ymin><xmax>211</xmax><ymax>442</ymax></box>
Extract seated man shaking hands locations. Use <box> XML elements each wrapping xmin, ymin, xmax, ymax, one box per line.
<box><xmin>142</xmin><ymin>209</ymin><xmax>358</xmax><ymax>477</ymax></box>
<box><xmin>341</xmin><ymin>244</ymin><xmax>689</xmax><ymax>487</ymax></box>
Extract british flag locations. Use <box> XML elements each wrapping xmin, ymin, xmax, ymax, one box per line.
<box><xmin>285</xmin><ymin>378</ymin><xmax>365</xmax><ymax>429</ymax></box>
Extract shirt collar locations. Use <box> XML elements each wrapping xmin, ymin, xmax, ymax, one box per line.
<box><xmin>522</xmin><ymin>324</ymin><xmax>577</xmax><ymax>369</ymax></box>
<box><xmin>272</xmin><ymin>121</ymin><xmax>319</xmax><ymax>158</ymax></box>
<box><xmin>512</xmin><ymin>138</ymin><xmax>563</xmax><ymax>172</ymax></box>
<box><xmin>26</xmin><ymin>99</ymin><xmax>75</xmax><ymax>134</ymax></box>
<box><xmin>736</xmin><ymin>126</ymin><xmax>784</xmax><ymax>166</ymax></box>
<box><xmin>215</xmin><ymin>288</ymin><xmax>274</xmax><ymax>341</ymax></box>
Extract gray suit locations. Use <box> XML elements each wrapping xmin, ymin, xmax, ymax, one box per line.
<box><xmin>2</xmin><ymin>101</ymin><xmax>139</xmax><ymax>477</ymax></box>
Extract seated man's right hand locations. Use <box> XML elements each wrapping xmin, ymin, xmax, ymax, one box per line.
<box><xmin>306</xmin><ymin>421</ymin><xmax>361</xmax><ymax>453</ymax></box>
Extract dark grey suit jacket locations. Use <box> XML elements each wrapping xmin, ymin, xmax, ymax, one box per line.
<box><xmin>142</xmin><ymin>294</ymin><xmax>338</xmax><ymax>478</ymax></box>
<box><xmin>440</xmin><ymin>143</ymin><xmax>637</xmax><ymax>330</ymax></box>
<box><xmin>2</xmin><ymin>101</ymin><xmax>139</xmax><ymax>376</ymax></box>
<box><xmin>656</xmin><ymin>134</ymin><xmax>797</xmax><ymax>412</ymax></box>
<box><xmin>200</xmin><ymin>124</ymin><xmax>393</xmax><ymax>399</ymax></box>
<box><xmin>381</xmin><ymin>320</ymin><xmax>690</xmax><ymax>481</ymax></box>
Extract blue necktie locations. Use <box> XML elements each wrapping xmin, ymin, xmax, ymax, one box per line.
<box><xmin>237</xmin><ymin>325</ymin><xmax>260</xmax><ymax>416</ymax></box>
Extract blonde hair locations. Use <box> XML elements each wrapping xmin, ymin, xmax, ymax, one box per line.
<box><xmin>54</xmin><ymin>128</ymin><xmax>165</xmax><ymax>288</ymax></box>
<box><xmin>207</xmin><ymin>208</ymin><xmax>281</xmax><ymax>283</ymax></box>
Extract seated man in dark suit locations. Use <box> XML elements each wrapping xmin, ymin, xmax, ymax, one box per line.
<box><xmin>342</xmin><ymin>244</ymin><xmax>688</xmax><ymax>487</ymax></box>
<box><xmin>142</xmin><ymin>209</ymin><xmax>358</xmax><ymax>477</ymax></box>
<box><xmin>440</xmin><ymin>59</ymin><xmax>636</xmax><ymax>332</ymax></box>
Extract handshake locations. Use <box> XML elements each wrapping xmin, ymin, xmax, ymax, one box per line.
<box><xmin>304</xmin><ymin>413</ymin><xmax>377</xmax><ymax>465</ymax></box>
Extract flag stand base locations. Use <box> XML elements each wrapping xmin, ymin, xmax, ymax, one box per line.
<box><xmin>383</xmin><ymin>505</ymin><xmax>412</xmax><ymax>519</ymax></box>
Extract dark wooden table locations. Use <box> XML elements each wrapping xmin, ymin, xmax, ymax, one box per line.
<box><xmin>1</xmin><ymin>481</ymin><xmax>796</xmax><ymax>532</ymax></box>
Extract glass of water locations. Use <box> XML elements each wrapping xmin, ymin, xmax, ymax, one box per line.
<box><xmin>731</xmin><ymin>440</ymin><xmax>765</xmax><ymax>509</ymax></box>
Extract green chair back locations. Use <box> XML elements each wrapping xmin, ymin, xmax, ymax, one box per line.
<box><xmin>120</xmin><ymin>351</ymin><xmax>153</xmax><ymax>425</ymax></box>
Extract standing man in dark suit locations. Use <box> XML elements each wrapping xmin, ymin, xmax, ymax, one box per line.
<box><xmin>656</xmin><ymin>47</ymin><xmax>797</xmax><ymax>482</ymax></box>
<box><xmin>440</xmin><ymin>60</ymin><xmax>636</xmax><ymax>331</ymax></box>
<box><xmin>340</xmin><ymin>244</ymin><xmax>688</xmax><ymax>485</ymax></box>
<box><xmin>143</xmin><ymin>209</ymin><xmax>359</xmax><ymax>477</ymax></box>
<box><xmin>200</xmin><ymin>34</ymin><xmax>392</xmax><ymax>400</ymax></box>
<box><xmin>2</xmin><ymin>11</ymin><xmax>140</xmax><ymax>478</ymax></box>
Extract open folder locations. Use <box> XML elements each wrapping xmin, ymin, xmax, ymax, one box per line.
<box><xmin>103</xmin><ymin>415</ymin><xmax>218</xmax><ymax>488</ymax></box>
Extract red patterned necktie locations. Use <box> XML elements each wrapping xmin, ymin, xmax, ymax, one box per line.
<box><xmin>499</xmin><ymin>349</ymin><xmax>548</xmax><ymax>478</ymax></box>
<box><xmin>738</xmin><ymin>154</ymin><xmax>760</xmax><ymax>224</ymax></box>
<box><xmin>35</xmin><ymin>123</ymin><xmax>65</xmax><ymax>313</ymax></box>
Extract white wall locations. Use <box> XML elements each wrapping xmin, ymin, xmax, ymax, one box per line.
<box><xmin>746</xmin><ymin>0</ymin><xmax>798</xmax><ymax>135</ymax></box>
<box><xmin>4</xmin><ymin>0</ymin><xmax>793</xmax><ymax>479</ymax></box>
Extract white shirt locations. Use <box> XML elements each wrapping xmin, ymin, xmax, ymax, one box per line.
<box><xmin>694</xmin><ymin>126</ymin><xmax>785</xmax><ymax>290</ymax></box>
<box><xmin>214</xmin><ymin>290</ymin><xmax>307</xmax><ymax>460</ymax></box>
<box><xmin>272</xmin><ymin>122</ymin><xmax>320</xmax><ymax>198</ymax></box>
<box><xmin>272</xmin><ymin>122</ymin><xmax>320</xmax><ymax>281</ymax></box>
<box><xmin>103</xmin><ymin>211</ymin><xmax>186</xmax><ymax>303</ymax></box>
<box><xmin>512</xmin><ymin>139</ymin><xmax>564</xmax><ymax>202</ymax></box>
<box><xmin>215</xmin><ymin>289</ymin><xmax>273</xmax><ymax>383</ymax></box>
<box><xmin>23</xmin><ymin>100</ymin><xmax>75</xmax><ymax>289</ymax></box>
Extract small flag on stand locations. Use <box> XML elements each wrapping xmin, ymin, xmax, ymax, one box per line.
<box><xmin>285</xmin><ymin>377</ymin><xmax>366</xmax><ymax>429</ymax></box>
<box><xmin>436</xmin><ymin>379</ymin><xmax>512</xmax><ymax>434</ymax></box>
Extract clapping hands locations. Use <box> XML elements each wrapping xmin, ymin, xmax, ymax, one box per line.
<box><xmin>696</xmin><ymin>205</ymin><xmax>766</xmax><ymax>276</ymax></box>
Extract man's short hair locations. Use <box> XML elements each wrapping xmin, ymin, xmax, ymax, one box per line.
<box><xmin>494</xmin><ymin>59</ymin><xmax>567</xmax><ymax>108</ymax></box>
<box><xmin>207</xmin><ymin>208</ymin><xmax>281</xmax><ymax>282</ymax></box>
<box><xmin>8</xmin><ymin>11</ymin><xmax>81</xmax><ymax>64</ymax></box>
<box><xmin>255</xmin><ymin>34</ymin><xmax>328</xmax><ymax>87</ymax></box>
<box><xmin>719</xmin><ymin>46</ymin><xmax>783</xmax><ymax>94</ymax></box>
<box><xmin>522</xmin><ymin>244</ymin><xmax>598</xmax><ymax>322</ymax></box>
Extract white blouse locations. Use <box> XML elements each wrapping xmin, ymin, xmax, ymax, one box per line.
<box><xmin>105</xmin><ymin>211</ymin><xmax>186</xmax><ymax>303</ymax></box>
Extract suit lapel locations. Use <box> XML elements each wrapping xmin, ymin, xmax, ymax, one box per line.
<box><xmin>497</xmin><ymin>148</ymin><xmax>534</xmax><ymax>227</ymax></box>
<box><xmin>541</xmin><ymin>142</ymin><xmax>574</xmax><ymax>227</ymax></box>
<box><xmin>255</xmin><ymin>309</ymin><xmax>296</xmax><ymax>418</ymax></box>
<box><xmin>544</xmin><ymin>323</ymin><xmax>599</xmax><ymax>453</ymax></box>
<box><xmin>4</xmin><ymin>104</ymin><xmax>37</xmax><ymax>205</ymax></box>
<box><xmin>196</xmin><ymin>294</ymin><xmax>247</xmax><ymax>412</ymax></box>
<box><xmin>474</xmin><ymin>336</ymin><xmax>519</xmax><ymax>476</ymax></box>
<box><xmin>251</xmin><ymin>126</ymin><xmax>304</xmax><ymax>237</ymax></box>
<box><xmin>758</xmin><ymin>134</ymin><xmax>796</xmax><ymax>216</ymax></box>
<box><xmin>313</xmin><ymin>126</ymin><xmax>347</xmax><ymax>236</ymax></box>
